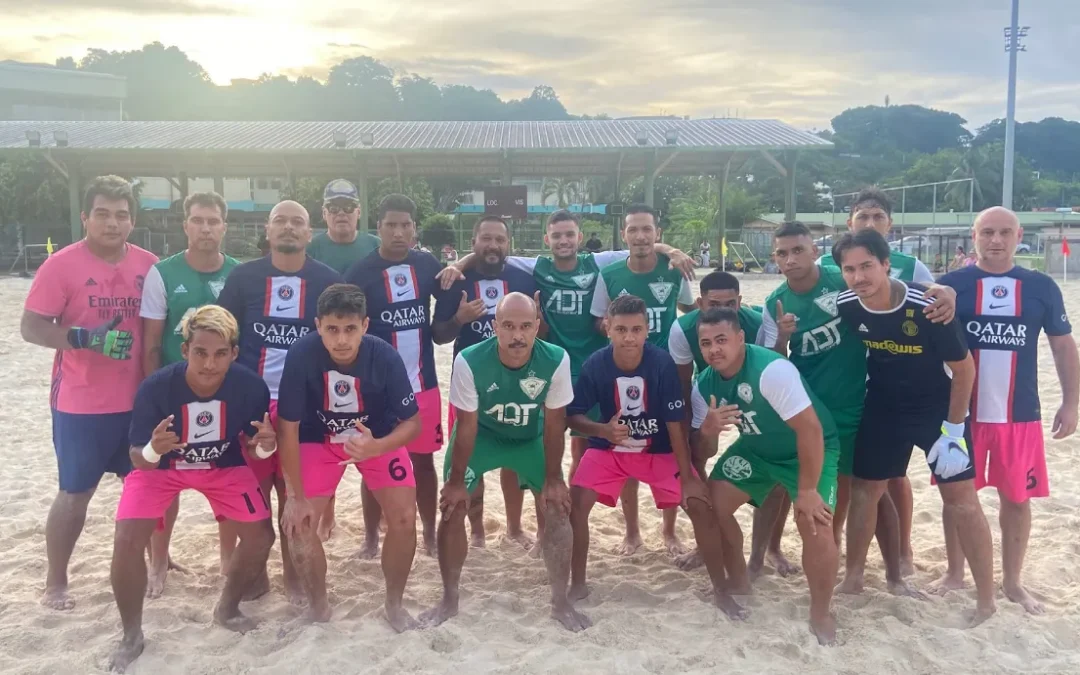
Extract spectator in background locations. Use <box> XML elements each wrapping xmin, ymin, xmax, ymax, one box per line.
<box><xmin>585</xmin><ymin>232</ymin><xmax>603</xmax><ymax>253</ymax></box>
<box><xmin>442</xmin><ymin>243</ymin><xmax>458</xmax><ymax>263</ymax></box>
<box><xmin>764</xmin><ymin>254</ymin><xmax>780</xmax><ymax>275</ymax></box>
<box><xmin>951</xmin><ymin>245</ymin><xmax>966</xmax><ymax>271</ymax></box>
<box><xmin>964</xmin><ymin>248</ymin><xmax>977</xmax><ymax>267</ymax></box>
<box><xmin>700</xmin><ymin>239</ymin><xmax>711</xmax><ymax>268</ymax></box>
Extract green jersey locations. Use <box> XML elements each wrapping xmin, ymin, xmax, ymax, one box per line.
<box><xmin>761</xmin><ymin>265</ymin><xmax>865</xmax><ymax>432</ymax></box>
<box><xmin>307</xmin><ymin>231</ymin><xmax>381</xmax><ymax>274</ymax></box>
<box><xmin>592</xmin><ymin>253</ymin><xmax>694</xmax><ymax>349</ymax></box>
<box><xmin>819</xmin><ymin>249</ymin><xmax>932</xmax><ymax>283</ymax></box>
<box><xmin>508</xmin><ymin>251</ymin><xmax>629</xmax><ymax>379</ymax></box>
<box><xmin>692</xmin><ymin>344</ymin><xmax>838</xmax><ymax>460</ymax></box>
<box><xmin>139</xmin><ymin>252</ymin><xmax>240</xmax><ymax>366</ymax></box>
<box><xmin>448</xmin><ymin>337</ymin><xmax>574</xmax><ymax>441</ymax></box>
<box><xmin>669</xmin><ymin>305</ymin><xmax>764</xmax><ymax>372</ymax></box>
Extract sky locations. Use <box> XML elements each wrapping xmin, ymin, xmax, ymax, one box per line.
<box><xmin>3</xmin><ymin>0</ymin><xmax>1079</xmax><ymax>130</ymax></box>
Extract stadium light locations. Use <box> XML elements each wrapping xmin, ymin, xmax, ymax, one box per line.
<box><xmin>332</xmin><ymin>131</ymin><xmax>347</xmax><ymax>148</ymax></box>
<box><xmin>25</xmin><ymin>130</ymin><xmax>40</xmax><ymax>147</ymax></box>
<box><xmin>664</xmin><ymin>129</ymin><xmax>679</xmax><ymax>145</ymax></box>
<box><xmin>360</xmin><ymin>132</ymin><xmax>375</xmax><ymax>147</ymax></box>
<box><xmin>53</xmin><ymin>130</ymin><xmax>69</xmax><ymax>147</ymax></box>
<box><xmin>635</xmin><ymin>130</ymin><xmax>649</xmax><ymax>146</ymax></box>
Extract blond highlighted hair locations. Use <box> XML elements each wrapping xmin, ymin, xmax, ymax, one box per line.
<box><xmin>181</xmin><ymin>305</ymin><xmax>239</xmax><ymax>347</ymax></box>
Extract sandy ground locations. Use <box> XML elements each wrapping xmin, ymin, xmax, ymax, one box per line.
<box><xmin>1</xmin><ymin>272</ymin><xmax>1080</xmax><ymax>674</ymax></box>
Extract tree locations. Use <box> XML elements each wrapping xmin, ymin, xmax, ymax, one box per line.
<box><xmin>831</xmin><ymin>104</ymin><xmax>972</xmax><ymax>156</ymax></box>
<box><xmin>398</xmin><ymin>75</ymin><xmax>442</xmax><ymax>120</ymax></box>
<box><xmin>975</xmin><ymin>117</ymin><xmax>1080</xmax><ymax>177</ymax></box>
<box><xmin>77</xmin><ymin>42</ymin><xmax>213</xmax><ymax>121</ymax></box>
<box><xmin>507</xmin><ymin>86</ymin><xmax>570</xmax><ymax>121</ymax></box>
<box><xmin>325</xmin><ymin>57</ymin><xmax>401</xmax><ymax>120</ymax></box>
<box><xmin>0</xmin><ymin>155</ymin><xmax>69</xmax><ymax>226</ymax></box>
<box><xmin>420</xmin><ymin>213</ymin><xmax>456</xmax><ymax>249</ymax></box>
<box><xmin>541</xmin><ymin>177</ymin><xmax>581</xmax><ymax>208</ymax></box>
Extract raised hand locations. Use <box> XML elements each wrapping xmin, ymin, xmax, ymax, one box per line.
<box><xmin>700</xmin><ymin>396</ymin><xmax>743</xmax><ymax>437</ymax></box>
<box><xmin>250</xmin><ymin>412</ymin><xmax>277</xmax><ymax>459</ymax></box>
<box><xmin>455</xmin><ymin>291</ymin><xmax>488</xmax><ymax>324</ymax></box>
<box><xmin>605</xmin><ymin>412</ymin><xmax>630</xmax><ymax>444</ymax></box>
<box><xmin>775</xmin><ymin>299</ymin><xmax>798</xmax><ymax>340</ymax></box>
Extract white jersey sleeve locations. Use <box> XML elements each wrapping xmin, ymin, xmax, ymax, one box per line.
<box><xmin>592</xmin><ymin>250</ymin><xmax>630</xmax><ymax>268</ymax></box>
<box><xmin>690</xmin><ymin>381</ymin><xmax>709</xmax><ymax>430</ymax></box>
<box><xmin>752</xmin><ymin>322</ymin><xmax>766</xmax><ymax>347</ymax></box>
<box><xmin>758</xmin><ymin>359</ymin><xmax>812</xmax><ymax>421</ymax></box>
<box><xmin>913</xmin><ymin>259</ymin><xmax>934</xmax><ymax>283</ymax></box>
<box><xmin>668</xmin><ymin>320</ymin><xmax>694</xmax><ymax>365</ymax></box>
<box><xmin>546</xmin><ymin>352</ymin><xmax>575</xmax><ymax>409</ymax></box>
<box><xmin>677</xmin><ymin>276</ymin><xmax>694</xmax><ymax>305</ymax></box>
<box><xmin>448</xmin><ymin>353</ymin><xmax>479</xmax><ymax>413</ymax></box>
<box><xmin>507</xmin><ymin>256</ymin><xmax>538</xmax><ymax>274</ymax></box>
<box><xmin>139</xmin><ymin>265</ymin><xmax>168</xmax><ymax>320</ymax></box>
<box><xmin>590</xmin><ymin>272</ymin><xmax>611</xmax><ymax>318</ymax></box>
<box><xmin>760</xmin><ymin>303</ymin><xmax>779</xmax><ymax>348</ymax></box>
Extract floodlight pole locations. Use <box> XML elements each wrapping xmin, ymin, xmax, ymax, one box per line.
<box><xmin>1002</xmin><ymin>0</ymin><xmax>1025</xmax><ymax>209</ymax></box>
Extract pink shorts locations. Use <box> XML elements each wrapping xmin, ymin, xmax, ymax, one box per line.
<box><xmin>971</xmin><ymin>421</ymin><xmax>1049</xmax><ymax>502</ymax></box>
<box><xmin>244</xmin><ymin>400</ymin><xmax>279</xmax><ymax>485</ymax></box>
<box><xmin>117</xmin><ymin>466</ymin><xmax>270</xmax><ymax>523</ymax></box>
<box><xmin>299</xmin><ymin>442</ymin><xmax>415</xmax><ymax>498</ymax></box>
<box><xmin>571</xmin><ymin>449</ymin><xmax>684</xmax><ymax>509</ymax></box>
<box><xmin>406</xmin><ymin>387</ymin><xmax>444</xmax><ymax>455</ymax></box>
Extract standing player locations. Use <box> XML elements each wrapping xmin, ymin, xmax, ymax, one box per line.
<box><xmin>217</xmin><ymin>200</ymin><xmax>342</xmax><ymax>601</ymax></box>
<box><xmin>108</xmin><ymin>305</ymin><xmax>275</xmax><ymax>672</ymax></box>
<box><xmin>139</xmin><ymin>190</ymin><xmax>239</xmax><ymax>596</ymax></box>
<box><xmin>422</xmin><ymin>293</ymin><xmax>587</xmax><ymax>631</ymax></box>
<box><xmin>817</xmin><ymin>187</ymin><xmax>934</xmax><ymax>576</ymax></box>
<box><xmin>21</xmin><ymin>175</ymin><xmax>158</xmax><ymax>610</ymax></box>
<box><xmin>344</xmin><ymin>194</ymin><xmax>446</xmax><ymax>558</ymax></box>
<box><xmin>307</xmin><ymin>179</ymin><xmax>381</xmax><ymax>274</ymax></box>
<box><xmin>934</xmin><ymin>207</ymin><xmax>1078</xmax><ymax>613</ymax></box>
<box><xmin>691</xmin><ymin>308</ymin><xmax>840</xmax><ymax>644</ymax></box>
<box><xmin>832</xmin><ymin>229</ymin><xmax>996</xmax><ymax>622</ymax></box>
<box><xmin>277</xmin><ymin>284</ymin><xmax>422</xmax><ymax>631</ymax></box>
<box><xmin>589</xmin><ymin>204</ymin><xmax>696</xmax><ymax>556</ymax></box>
<box><xmin>432</xmin><ymin>216</ymin><xmax>538</xmax><ymax>549</ymax></box>
<box><xmin>567</xmin><ymin>295</ymin><xmax>745</xmax><ymax>620</ymax></box>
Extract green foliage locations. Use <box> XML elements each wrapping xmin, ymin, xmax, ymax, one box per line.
<box><xmin>280</xmin><ymin>178</ymin><xmax>326</xmax><ymax>227</ymax></box>
<box><xmin>420</xmin><ymin>214</ymin><xmax>456</xmax><ymax>249</ymax></box>
<box><xmin>0</xmin><ymin>155</ymin><xmax>68</xmax><ymax>225</ymax></box>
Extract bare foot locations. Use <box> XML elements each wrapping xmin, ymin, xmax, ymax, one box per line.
<box><xmin>167</xmin><ymin>556</ymin><xmax>188</xmax><ymax>573</ymax></box>
<box><xmin>674</xmin><ymin>550</ymin><xmax>703</xmax><ymax>571</ymax></box>
<box><xmin>1004</xmin><ymin>582</ymin><xmax>1045</xmax><ymax>615</ymax></box>
<box><xmin>927</xmin><ymin>571</ymin><xmax>965</xmax><ymax>596</ymax></box>
<box><xmin>285</xmin><ymin>577</ymin><xmax>307</xmax><ymax>607</ymax></box>
<box><xmin>317</xmin><ymin>516</ymin><xmax>336</xmax><ymax>543</ymax></box>
<box><xmin>422</xmin><ymin>532</ymin><xmax>438</xmax><ymax>558</ymax></box>
<box><xmin>354</xmin><ymin>538</ymin><xmax>380</xmax><ymax>561</ymax></box>
<box><xmin>726</xmin><ymin>576</ymin><xmax>753</xmax><ymax>596</ymax></box>
<box><xmin>41</xmin><ymin>585</ymin><xmax>75</xmax><ymax>611</ymax></box>
<box><xmin>470</xmin><ymin>525</ymin><xmax>486</xmax><ymax>549</ymax></box>
<box><xmin>243</xmin><ymin>570</ymin><xmax>271</xmax><ymax>601</ymax></box>
<box><xmin>507</xmin><ymin>529</ymin><xmax>536</xmax><ymax>552</ymax></box>
<box><xmin>968</xmin><ymin>603</ymin><xmax>997</xmax><ymax>627</ymax></box>
<box><xmin>551</xmin><ymin>602</ymin><xmax>592</xmax><ymax>632</ymax></box>
<box><xmin>747</xmin><ymin>555</ymin><xmax>765</xmax><ymax>581</ymax></box>
<box><xmin>767</xmin><ymin>550</ymin><xmax>801</xmax><ymax>578</ymax></box>
<box><xmin>616</xmin><ymin>532</ymin><xmax>643</xmax><ymax>556</ymax></box>
<box><xmin>887</xmin><ymin>578</ymin><xmax>928</xmax><ymax>601</ymax></box>
<box><xmin>900</xmin><ymin>554</ymin><xmax>915</xmax><ymax>578</ymax></box>
<box><xmin>214</xmin><ymin>603</ymin><xmax>258</xmax><ymax>633</ymax></box>
<box><xmin>386</xmin><ymin>604</ymin><xmax>420</xmax><ymax>633</ymax></box>
<box><xmin>663</xmin><ymin>531</ymin><xmax>687</xmax><ymax>557</ymax></box>
<box><xmin>528</xmin><ymin>534</ymin><xmax>544</xmax><ymax>560</ymax></box>
<box><xmin>810</xmin><ymin>613</ymin><xmax>838</xmax><ymax>646</ymax></box>
<box><xmin>419</xmin><ymin>597</ymin><xmax>459</xmax><ymax>627</ymax></box>
<box><xmin>107</xmin><ymin>632</ymin><xmax>145</xmax><ymax>673</ymax></box>
<box><xmin>836</xmin><ymin>571</ymin><xmax>864</xmax><ymax>595</ymax></box>
<box><xmin>712</xmin><ymin>589</ymin><xmax>749</xmax><ymax>621</ymax></box>
<box><xmin>146</xmin><ymin>557</ymin><xmax>168</xmax><ymax>599</ymax></box>
<box><xmin>307</xmin><ymin>600</ymin><xmax>332</xmax><ymax>623</ymax></box>
<box><xmin>568</xmin><ymin>583</ymin><xmax>590</xmax><ymax>602</ymax></box>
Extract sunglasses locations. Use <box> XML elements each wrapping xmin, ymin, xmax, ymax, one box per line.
<box><xmin>326</xmin><ymin>204</ymin><xmax>358</xmax><ymax>215</ymax></box>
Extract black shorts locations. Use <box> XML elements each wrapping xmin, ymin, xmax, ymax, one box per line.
<box><xmin>853</xmin><ymin>404</ymin><xmax>976</xmax><ymax>483</ymax></box>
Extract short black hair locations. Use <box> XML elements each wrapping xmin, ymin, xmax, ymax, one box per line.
<box><xmin>831</xmin><ymin>229</ymin><xmax>891</xmax><ymax>266</ymax></box>
<box><xmin>377</xmin><ymin>194</ymin><xmax>417</xmax><ymax>222</ymax></box>
<box><xmin>474</xmin><ymin>215</ymin><xmax>509</xmax><ymax>236</ymax></box>
<box><xmin>698</xmin><ymin>307</ymin><xmax>741</xmax><ymax>331</ymax></box>
<box><xmin>700</xmin><ymin>271</ymin><xmax>739</xmax><ymax>295</ymax></box>
<box><xmin>774</xmin><ymin>220</ymin><xmax>812</xmax><ymax>239</ymax></box>
<box><xmin>317</xmin><ymin>283</ymin><xmax>368</xmax><ymax>320</ymax></box>
<box><xmin>850</xmin><ymin>186</ymin><xmax>892</xmax><ymax>217</ymax></box>
<box><xmin>547</xmin><ymin>210</ymin><xmax>580</xmax><ymax>227</ymax></box>
<box><xmin>184</xmin><ymin>191</ymin><xmax>228</xmax><ymax>221</ymax></box>
<box><xmin>607</xmin><ymin>293</ymin><xmax>647</xmax><ymax>320</ymax></box>
<box><xmin>83</xmin><ymin>175</ymin><xmax>137</xmax><ymax>218</ymax></box>
<box><xmin>624</xmin><ymin>203</ymin><xmax>658</xmax><ymax>225</ymax></box>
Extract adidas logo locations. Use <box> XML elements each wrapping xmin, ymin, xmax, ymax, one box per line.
<box><xmin>174</xmin><ymin>284</ymin><xmax>188</xmax><ymax>293</ymax></box>
<box><xmin>545</xmin><ymin>275</ymin><xmax>555</xmax><ymax>283</ymax></box>
<box><xmin>486</xmin><ymin>382</ymin><xmax>499</xmax><ymax>393</ymax></box>
<box><xmin>85</xmin><ymin>278</ymin><xmax>97</xmax><ymax>286</ymax></box>
<box><xmin>858</xmin><ymin>323</ymin><xmax>869</xmax><ymax>333</ymax></box>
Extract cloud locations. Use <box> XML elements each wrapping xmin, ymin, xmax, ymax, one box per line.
<box><xmin>0</xmin><ymin>0</ymin><xmax>239</xmax><ymax>16</ymax></box>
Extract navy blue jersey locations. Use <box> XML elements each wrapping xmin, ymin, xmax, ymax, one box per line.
<box><xmin>343</xmin><ymin>249</ymin><xmax>444</xmax><ymax>393</ymax></box>
<box><xmin>129</xmin><ymin>362</ymin><xmax>270</xmax><ymax>470</ymax></box>
<box><xmin>433</xmin><ymin>264</ymin><xmax>538</xmax><ymax>357</ymax></box>
<box><xmin>217</xmin><ymin>256</ymin><xmax>342</xmax><ymax>399</ymax></box>
<box><xmin>568</xmin><ymin>343</ymin><xmax>685</xmax><ymax>454</ymax></box>
<box><xmin>939</xmin><ymin>265</ymin><xmax>1072</xmax><ymax>423</ymax></box>
<box><xmin>276</xmin><ymin>332</ymin><xmax>420</xmax><ymax>444</ymax></box>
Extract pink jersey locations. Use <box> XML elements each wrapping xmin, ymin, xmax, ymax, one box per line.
<box><xmin>24</xmin><ymin>240</ymin><xmax>158</xmax><ymax>414</ymax></box>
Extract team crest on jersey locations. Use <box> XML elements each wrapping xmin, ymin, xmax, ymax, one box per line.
<box><xmin>722</xmin><ymin>456</ymin><xmax>753</xmax><ymax>480</ymax></box>
<box><xmin>737</xmin><ymin>382</ymin><xmax>753</xmax><ymax>403</ymax></box>
<box><xmin>626</xmin><ymin>385</ymin><xmax>641</xmax><ymax>400</ymax></box>
<box><xmin>889</xmin><ymin>268</ymin><xmax>902</xmax><ymax>279</ymax></box>
<box><xmin>649</xmin><ymin>280</ymin><xmax>674</xmax><ymax>304</ymax></box>
<box><xmin>196</xmin><ymin>410</ymin><xmax>214</xmax><ymax>427</ymax></box>
<box><xmin>208</xmin><ymin>279</ymin><xmax>225</xmax><ymax>298</ymax></box>
<box><xmin>905</xmin><ymin>308</ymin><xmax>915</xmax><ymax>318</ymax></box>
<box><xmin>278</xmin><ymin>285</ymin><xmax>294</xmax><ymax>301</ymax></box>
<box><xmin>519</xmin><ymin>371</ymin><xmax>547</xmax><ymax>400</ymax></box>
<box><xmin>334</xmin><ymin>380</ymin><xmax>351</xmax><ymax>396</ymax></box>
<box><xmin>617</xmin><ymin>289</ymin><xmax>629</xmax><ymax>297</ymax></box>
<box><xmin>902</xmin><ymin>320</ymin><xmax>919</xmax><ymax>337</ymax></box>
<box><xmin>485</xmin><ymin>286</ymin><xmax>499</xmax><ymax>300</ymax></box>
<box><xmin>394</xmin><ymin>273</ymin><xmax>408</xmax><ymax>287</ymax></box>
<box><xmin>992</xmin><ymin>285</ymin><xmax>1009</xmax><ymax>299</ymax></box>
<box><xmin>813</xmin><ymin>291</ymin><xmax>839</xmax><ymax>317</ymax></box>
<box><xmin>572</xmin><ymin>273</ymin><xmax>595</xmax><ymax>290</ymax></box>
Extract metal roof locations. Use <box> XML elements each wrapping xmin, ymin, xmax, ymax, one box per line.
<box><xmin>0</xmin><ymin>119</ymin><xmax>828</xmax><ymax>179</ymax></box>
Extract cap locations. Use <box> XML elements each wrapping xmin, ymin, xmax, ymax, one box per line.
<box><xmin>323</xmin><ymin>179</ymin><xmax>360</xmax><ymax>204</ymax></box>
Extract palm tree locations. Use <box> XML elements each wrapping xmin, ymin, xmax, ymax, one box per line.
<box><xmin>541</xmin><ymin>177</ymin><xmax>580</xmax><ymax>208</ymax></box>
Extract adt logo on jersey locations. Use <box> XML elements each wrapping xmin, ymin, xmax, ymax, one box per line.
<box><xmin>992</xmin><ymin>285</ymin><xmax>1009</xmax><ymax>299</ymax></box>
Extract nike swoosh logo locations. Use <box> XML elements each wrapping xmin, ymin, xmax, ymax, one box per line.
<box><xmin>396</xmin><ymin>290</ymin><xmax>409</xmax><ymax>297</ymax></box>
<box><xmin>989</xmin><ymin>303</ymin><xmax>1009</xmax><ymax>310</ymax></box>
<box><xmin>194</xmin><ymin>431</ymin><xmax>213</xmax><ymax>439</ymax></box>
<box><xmin>626</xmin><ymin>405</ymin><xmax>640</xmax><ymax>412</ymax></box>
<box><xmin>275</xmin><ymin>304</ymin><xmax>294</xmax><ymax>311</ymax></box>
<box><xmin>333</xmin><ymin>402</ymin><xmax>350</xmax><ymax>408</ymax></box>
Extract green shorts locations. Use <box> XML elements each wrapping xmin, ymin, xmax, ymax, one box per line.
<box><xmin>837</xmin><ymin>432</ymin><xmax>856</xmax><ymax>477</ymax></box>
<box><xmin>444</xmin><ymin>428</ymin><xmax>549</xmax><ymax>494</ymax></box>
<box><xmin>709</xmin><ymin>438</ymin><xmax>839</xmax><ymax>509</ymax></box>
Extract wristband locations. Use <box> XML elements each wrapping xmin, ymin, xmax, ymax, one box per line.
<box><xmin>67</xmin><ymin>327</ymin><xmax>88</xmax><ymax>349</ymax></box>
<box><xmin>142</xmin><ymin>442</ymin><xmax>163</xmax><ymax>464</ymax></box>
<box><xmin>941</xmin><ymin>421</ymin><xmax>965</xmax><ymax>438</ymax></box>
<box><xmin>254</xmin><ymin>444</ymin><xmax>276</xmax><ymax>459</ymax></box>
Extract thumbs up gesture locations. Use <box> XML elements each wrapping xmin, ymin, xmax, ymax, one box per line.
<box><xmin>604</xmin><ymin>411</ymin><xmax>630</xmax><ymax>444</ymax></box>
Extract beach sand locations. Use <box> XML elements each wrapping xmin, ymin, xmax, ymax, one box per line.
<box><xmin>1</xmin><ymin>273</ymin><xmax>1079</xmax><ymax>674</ymax></box>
